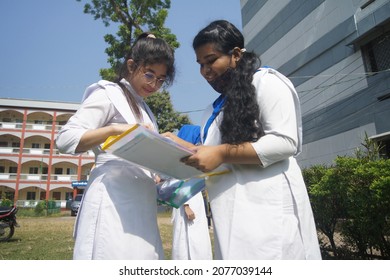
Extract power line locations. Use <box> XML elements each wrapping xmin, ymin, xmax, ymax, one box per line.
<box><xmin>296</xmin><ymin>55</ymin><xmax>363</xmax><ymax>99</ymax></box>
<box><xmin>288</xmin><ymin>68</ymin><xmax>390</xmax><ymax>80</ymax></box>
<box><xmin>1</xmin><ymin>68</ymin><xmax>388</xmax><ymax>116</ymax></box>
<box><xmin>303</xmin><ymin>77</ymin><xmax>387</xmax><ymax>136</ymax></box>
<box><xmin>0</xmin><ymin>69</ymin><xmax>387</xmax><ymax>92</ymax></box>
<box><xmin>178</xmin><ymin>109</ymin><xmax>205</xmax><ymax>114</ymax></box>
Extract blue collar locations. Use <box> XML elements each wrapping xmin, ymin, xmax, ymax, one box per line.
<box><xmin>203</xmin><ymin>95</ymin><xmax>226</xmax><ymax>143</ymax></box>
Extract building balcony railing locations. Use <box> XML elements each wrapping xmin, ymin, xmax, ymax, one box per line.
<box><xmin>0</xmin><ymin>147</ymin><xmax>51</xmax><ymax>155</ymax></box>
<box><xmin>0</xmin><ymin>121</ymin><xmax>64</xmax><ymax>131</ymax></box>
<box><xmin>0</xmin><ymin>173</ymin><xmax>82</xmax><ymax>181</ymax></box>
<box><xmin>16</xmin><ymin>200</ymin><xmax>67</xmax><ymax>209</ymax></box>
<box><xmin>0</xmin><ymin>147</ymin><xmax>94</xmax><ymax>157</ymax></box>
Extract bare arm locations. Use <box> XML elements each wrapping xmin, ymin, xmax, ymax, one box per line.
<box><xmin>75</xmin><ymin>124</ymin><xmax>134</xmax><ymax>153</ymax></box>
<box><xmin>182</xmin><ymin>142</ymin><xmax>261</xmax><ymax>173</ymax></box>
<box><xmin>161</xmin><ymin>132</ymin><xmax>197</xmax><ymax>149</ymax></box>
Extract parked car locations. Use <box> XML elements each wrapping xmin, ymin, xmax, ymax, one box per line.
<box><xmin>70</xmin><ymin>194</ymin><xmax>83</xmax><ymax>216</ymax></box>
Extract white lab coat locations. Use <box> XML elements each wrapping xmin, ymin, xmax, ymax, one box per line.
<box><xmin>171</xmin><ymin>192</ymin><xmax>212</xmax><ymax>260</ymax></box>
<box><xmin>56</xmin><ymin>80</ymin><xmax>164</xmax><ymax>260</ymax></box>
<box><xmin>202</xmin><ymin>68</ymin><xmax>321</xmax><ymax>260</ymax></box>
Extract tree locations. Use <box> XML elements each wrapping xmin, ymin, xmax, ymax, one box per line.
<box><xmin>146</xmin><ymin>91</ymin><xmax>191</xmax><ymax>133</ymax></box>
<box><xmin>76</xmin><ymin>0</ymin><xmax>191</xmax><ymax>130</ymax></box>
<box><xmin>354</xmin><ymin>132</ymin><xmax>383</xmax><ymax>161</ymax></box>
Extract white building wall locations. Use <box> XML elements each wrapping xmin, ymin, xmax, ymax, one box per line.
<box><xmin>297</xmin><ymin>123</ymin><xmax>376</xmax><ymax>167</ymax></box>
<box><xmin>242</xmin><ymin>1</ymin><xmax>290</xmax><ymax>45</ymax></box>
<box><xmin>241</xmin><ymin>0</ymin><xmax>390</xmax><ymax>168</ymax></box>
<box><xmin>298</xmin><ymin>52</ymin><xmax>367</xmax><ymax>116</ymax></box>
<box><xmin>243</xmin><ymin>1</ymin><xmax>359</xmax><ymax>67</ymax></box>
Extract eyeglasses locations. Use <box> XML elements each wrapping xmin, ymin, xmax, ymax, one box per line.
<box><xmin>142</xmin><ymin>71</ymin><xmax>167</xmax><ymax>88</ymax></box>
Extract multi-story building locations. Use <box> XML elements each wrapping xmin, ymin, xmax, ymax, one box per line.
<box><xmin>0</xmin><ymin>98</ymin><xmax>94</xmax><ymax>208</ymax></box>
<box><xmin>240</xmin><ymin>0</ymin><xmax>390</xmax><ymax>167</ymax></box>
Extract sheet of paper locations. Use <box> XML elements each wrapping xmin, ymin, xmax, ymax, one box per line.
<box><xmin>103</xmin><ymin>125</ymin><xmax>203</xmax><ymax>179</ymax></box>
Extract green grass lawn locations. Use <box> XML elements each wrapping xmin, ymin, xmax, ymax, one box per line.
<box><xmin>0</xmin><ymin>211</ymin><xmax>174</xmax><ymax>260</ymax></box>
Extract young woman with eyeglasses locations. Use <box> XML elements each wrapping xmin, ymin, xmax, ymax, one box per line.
<box><xmin>56</xmin><ymin>33</ymin><xmax>175</xmax><ymax>259</ymax></box>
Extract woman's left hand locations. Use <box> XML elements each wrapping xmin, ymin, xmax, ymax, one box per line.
<box><xmin>184</xmin><ymin>205</ymin><xmax>195</xmax><ymax>221</ymax></box>
<box><xmin>161</xmin><ymin>132</ymin><xmax>196</xmax><ymax>149</ymax></box>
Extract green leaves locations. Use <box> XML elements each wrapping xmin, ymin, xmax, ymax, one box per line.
<box><xmin>78</xmin><ymin>0</ymin><xmax>188</xmax><ymax>131</ymax></box>
<box><xmin>303</xmin><ymin>137</ymin><xmax>390</xmax><ymax>259</ymax></box>
<box><xmin>145</xmin><ymin>91</ymin><xmax>191</xmax><ymax>133</ymax></box>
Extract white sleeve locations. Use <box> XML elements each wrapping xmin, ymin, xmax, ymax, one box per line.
<box><xmin>55</xmin><ymin>88</ymin><xmax>117</xmax><ymax>155</ymax></box>
<box><xmin>250</xmin><ymin>71</ymin><xmax>300</xmax><ymax>168</ymax></box>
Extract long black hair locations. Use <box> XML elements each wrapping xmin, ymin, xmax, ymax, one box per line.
<box><xmin>115</xmin><ymin>33</ymin><xmax>175</xmax><ymax>121</ymax></box>
<box><xmin>193</xmin><ymin>20</ymin><xmax>264</xmax><ymax>144</ymax></box>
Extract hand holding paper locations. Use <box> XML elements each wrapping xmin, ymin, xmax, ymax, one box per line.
<box><xmin>102</xmin><ymin>124</ymin><xmax>230</xmax><ymax>208</ymax></box>
<box><xmin>102</xmin><ymin>124</ymin><xmax>204</xmax><ymax>179</ymax></box>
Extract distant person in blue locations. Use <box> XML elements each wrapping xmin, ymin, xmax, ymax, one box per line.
<box><xmin>177</xmin><ymin>124</ymin><xmax>201</xmax><ymax>145</ymax></box>
<box><xmin>171</xmin><ymin>124</ymin><xmax>212</xmax><ymax>260</ymax></box>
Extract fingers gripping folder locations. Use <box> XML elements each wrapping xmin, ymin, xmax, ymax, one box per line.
<box><xmin>102</xmin><ymin>124</ymin><xmax>230</xmax><ymax>208</ymax></box>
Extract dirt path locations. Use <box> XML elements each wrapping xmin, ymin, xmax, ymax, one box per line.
<box><xmin>158</xmin><ymin>216</ymin><xmax>171</xmax><ymax>226</ymax></box>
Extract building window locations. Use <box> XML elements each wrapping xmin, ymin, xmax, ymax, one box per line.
<box><xmin>5</xmin><ymin>192</ymin><xmax>14</xmax><ymax>200</ymax></box>
<box><xmin>12</xmin><ymin>142</ymin><xmax>20</xmax><ymax>147</ymax></box>
<box><xmin>52</xmin><ymin>192</ymin><xmax>61</xmax><ymax>200</ymax></box>
<box><xmin>40</xmin><ymin>191</ymin><xmax>46</xmax><ymax>200</ymax></box>
<box><xmin>371</xmin><ymin>133</ymin><xmax>390</xmax><ymax>159</ymax></box>
<box><xmin>54</xmin><ymin>168</ymin><xmax>63</xmax><ymax>175</ymax></box>
<box><xmin>26</xmin><ymin>192</ymin><xmax>36</xmax><ymax>200</ymax></box>
<box><xmin>29</xmin><ymin>167</ymin><xmax>39</xmax><ymax>174</ymax></box>
<box><xmin>0</xmin><ymin>142</ymin><xmax>7</xmax><ymax>147</ymax></box>
<box><xmin>361</xmin><ymin>30</ymin><xmax>390</xmax><ymax>72</ymax></box>
<box><xmin>31</xmin><ymin>143</ymin><xmax>40</xmax><ymax>148</ymax></box>
<box><xmin>65</xmin><ymin>192</ymin><xmax>73</xmax><ymax>200</ymax></box>
<box><xmin>0</xmin><ymin>166</ymin><xmax>4</xmax><ymax>173</ymax></box>
<box><xmin>66</xmin><ymin>168</ymin><xmax>76</xmax><ymax>175</ymax></box>
<box><xmin>379</xmin><ymin>139</ymin><xmax>390</xmax><ymax>159</ymax></box>
<box><xmin>360</xmin><ymin>0</ymin><xmax>376</xmax><ymax>10</ymax></box>
<box><xmin>9</xmin><ymin>166</ymin><xmax>17</xmax><ymax>173</ymax></box>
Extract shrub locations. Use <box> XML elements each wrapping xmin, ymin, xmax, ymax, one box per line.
<box><xmin>35</xmin><ymin>200</ymin><xmax>47</xmax><ymax>215</ymax></box>
<box><xmin>303</xmin><ymin>134</ymin><xmax>390</xmax><ymax>259</ymax></box>
<box><xmin>0</xmin><ymin>198</ymin><xmax>13</xmax><ymax>207</ymax></box>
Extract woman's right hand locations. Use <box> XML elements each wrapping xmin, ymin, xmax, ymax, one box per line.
<box><xmin>181</xmin><ymin>145</ymin><xmax>226</xmax><ymax>173</ymax></box>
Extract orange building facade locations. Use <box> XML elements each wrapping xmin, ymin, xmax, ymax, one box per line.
<box><xmin>0</xmin><ymin>98</ymin><xmax>94</xmax><ymax>209</ymax></box>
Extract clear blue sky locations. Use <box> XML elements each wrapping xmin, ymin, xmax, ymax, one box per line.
<box><xmin>0</xmin><ymin>0</ymin><xmax>242</xmax><ymax>126</ymax></box>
